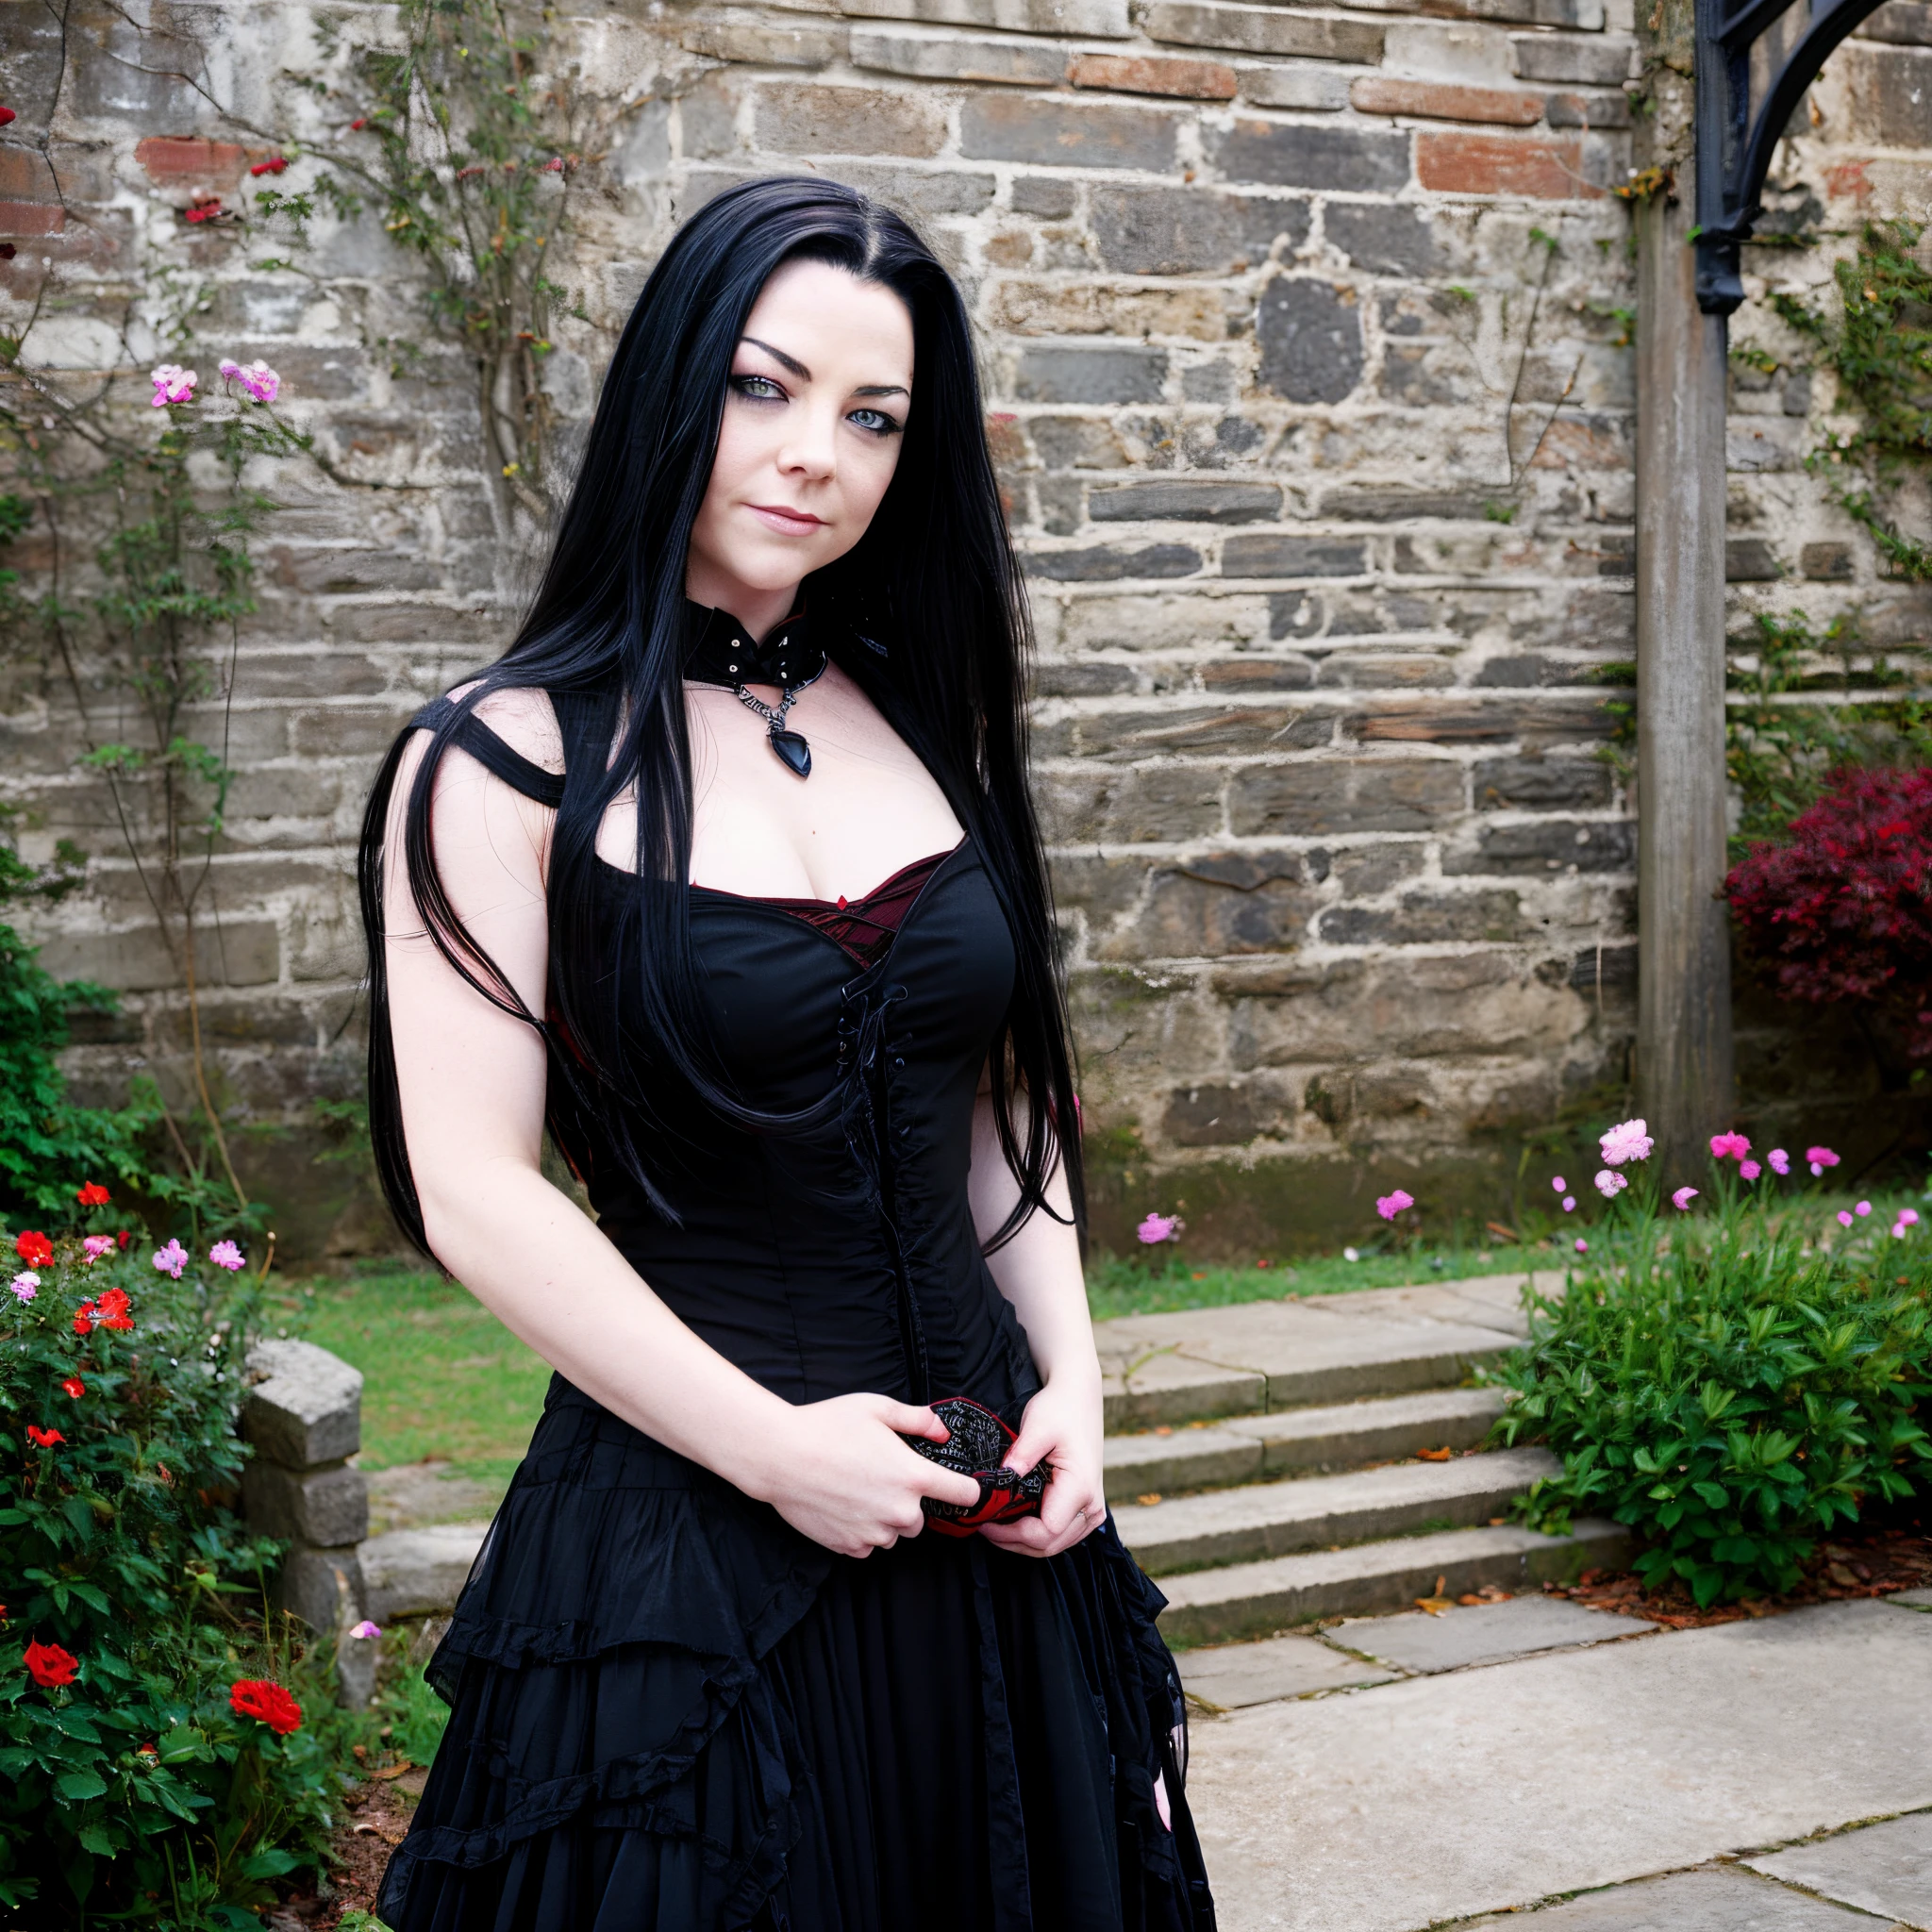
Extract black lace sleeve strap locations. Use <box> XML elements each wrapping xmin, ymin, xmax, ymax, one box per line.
<box><xmin>410</xmin><ymin>695</ymin><xmax>566</xmax><ymax>809</ymax></box>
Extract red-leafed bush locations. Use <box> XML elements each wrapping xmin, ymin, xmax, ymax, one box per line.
<box><xmin>1725</xmin><ymin>765</ymin><xmax>1932</xmax><ymax>1056</ymax></box>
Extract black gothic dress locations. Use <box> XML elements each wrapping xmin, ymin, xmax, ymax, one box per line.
<box><xmin>375</xmin><ymin>690</ymin><xmax>1217</xmax><ymax>1932</ymax></box>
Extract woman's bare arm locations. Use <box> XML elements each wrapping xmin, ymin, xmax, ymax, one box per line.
<box><xmin>381</xmin><ymin>696</ymin><xmax>975</xmax><ymax>1557</ymax></box>
<box><xmin>966</xmin><ymin>1083</ymin><xmax>1106</xmax><ymax>1555</ymax></box>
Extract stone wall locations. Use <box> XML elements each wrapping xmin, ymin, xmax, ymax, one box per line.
<box><xmin>2</xmin><ymin>0</ymin><xmax>1929</xmax><ymax>1257</ymax></box>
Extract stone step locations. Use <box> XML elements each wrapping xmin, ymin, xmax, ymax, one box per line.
<box><xmin>1156</xmin><ymin>1518</ymin><xmax>1631</xmax><ymax>1646</ymax></box>
<box><xmin>1103</xmin><ymin>1387</ymin><xmax>1507</xmax><ymax>1503</ymax></box>
<box><xmin>1116</xmin><ymin>1445</ymin><xmax>1561</xmax><ymax>1574</ymax></box>
<box><xmin>1096</xmin><ymin>1275</ymin><xmax>1550</xmax><ymax>1432</ymax></box>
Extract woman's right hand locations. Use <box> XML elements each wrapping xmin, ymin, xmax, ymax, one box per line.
<box><xmin>747</xmin><ymin>1392</ymin><xmax>981</xmax><ymax>1558</ymax></box>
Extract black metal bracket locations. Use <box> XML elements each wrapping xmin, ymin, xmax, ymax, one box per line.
<box><xmin>1694</xmin><ymin>0</ymin><xmax>1890</xmax><ymax>312</ymax></box>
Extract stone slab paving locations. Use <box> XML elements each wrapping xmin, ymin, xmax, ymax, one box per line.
<box><xmin>1746</xmin><ymin>1811</ymin><xmax>1932</xmax><ymax>1929</ymax></box>
<box><xmin>1456</xmin><ymin>1863</ymin><xmax>1896</xmax><ymax>1927</ymax></box>
<box><xmin>1185</xmin><ymin>1599</ymin><xmax>1932</xmax><ymax>1932</ymax></box>
<box><xmin>1096</xmin><ymin>1290</ymin><xmax>1532</xmax><ymax>1428</ymax></box>
<box><xmin>1329</xmin><ymin>1593</ymin><xmax>1657</xmax><ymax>1674</ymax></box>
<box><xmin>1181</xmin><ymin>1635</ymin><xmax>1397</xmax><ymax>1709</ymax></box>
<box><xmin>1158</xmin><ymin>1519</ymin><xmax>1630</xmax><ymax>1645</ymax></box>
<box><xmin>1119</xmin><ymin>1445</ymin><xmax>1561</xmax><ymax>1573</ymax></box>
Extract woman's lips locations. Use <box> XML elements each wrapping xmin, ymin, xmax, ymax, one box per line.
<box><xmin>746</xmin><ymin>503</ymin><xmax>824</xmax><ymax>536</ymax></box>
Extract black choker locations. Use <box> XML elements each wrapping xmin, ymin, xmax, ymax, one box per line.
<box><xmin>685</xmin><ymin>603</ymin><xmax>829</xmax><ymax>777</ymax></box>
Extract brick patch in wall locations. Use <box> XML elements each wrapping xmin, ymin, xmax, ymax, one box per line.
<box><xmin>837</xmin><ymin>0</ymin><xmax>1134</xmax><ymax>36</ymax></box>
<box><xmin>960</xmin><ymin>92</ymin><xmax>1182</xmax><ymax>168</ymax></box>
<box><xmin>850</xmin><ymin>27</ymin><xmax>1068</xmax><ymax>85</ymax></box>
<box><xmin>1416</xmin><ymin>129</ymin><xmax>1596</xmax><ymax>196</ymax></box>
<box><xmin>134</xmin><ymin>136</ymin><xmax>249</xmax><ymax>189</ymax></box>
<box><xmin>1350</xmin><ymin>77</ymin><xmax>1547</xmax><ymax>124</ymax></box>
<box><xmin>1067</xmin><ymin>52</ymin><xmax>1239</xmax><ymax>98</ymax></box>
<box><xmin>0</xmin><ymin>202</ymin><xmax>66</xmax><ymax>235</ymax></box>
<box><xmin>753</xmin><ymin>84</ymin><xmax>949</xmax><ymax>157</ymax></box>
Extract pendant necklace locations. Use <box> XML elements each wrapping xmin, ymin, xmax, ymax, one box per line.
<box><xmin>685</xmin><ymin>602</ymin><xmax>831</xmax><ymax>780</ymax></box>
<box><xmin>730</xmin><ymin>682</ymin><xmax>815</xmax><ymax>778</ymax></box>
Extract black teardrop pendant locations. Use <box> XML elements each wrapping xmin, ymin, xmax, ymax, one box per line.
<box><xmin>769</xmin><ymin>728</ymin><xmax>812</xmax><ymax>778</ymax></box>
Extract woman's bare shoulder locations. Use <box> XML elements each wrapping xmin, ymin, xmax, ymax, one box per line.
<box><xmin>439</xmin><ymin>680</ymin><xmax>566</xmax><ymax>777</ymax></box>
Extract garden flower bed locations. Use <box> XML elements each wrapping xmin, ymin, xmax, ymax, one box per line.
<box><xmin>1487</xmin><ymin>1123</ymin><xmax>1932</xmax><ymax>1607</ymax></box>
<box><xmin>0</xmin><ymin>1188</ymin><xmax>354</xmax><ymax>1927</ymax></box>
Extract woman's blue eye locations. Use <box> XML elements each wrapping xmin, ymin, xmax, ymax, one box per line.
<box><xmin>849</xmin><ymin>408</ymin><xmax>902</xmax><ymax>436</ymax></box>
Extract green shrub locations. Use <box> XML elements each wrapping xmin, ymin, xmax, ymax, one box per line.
<box><xmin>0</xmin><ymin>1206</ymin><xmax>343</xmax><ymax>1926</ymax></box>
<box><xmin>0</xmin><ymin>845</ymin><xmax>164</xmax><ymax>1224</ymax></box>
<box><xmin>1491</xmin><ymin>1139</ymin><xmax>1932</xmax><ymax>1607</ymax></box>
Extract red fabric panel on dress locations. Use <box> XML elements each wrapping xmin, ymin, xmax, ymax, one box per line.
<box><xmin>761</xmin><ymin>853</ymin><xmax>950</xmax><ymax>967</ymax></box>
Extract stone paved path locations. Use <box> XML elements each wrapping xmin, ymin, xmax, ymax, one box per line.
<box><xmin>1186</xmin><ymin>1595</ymin><xmax>1932</xmax><ymax>1930</ymax></box>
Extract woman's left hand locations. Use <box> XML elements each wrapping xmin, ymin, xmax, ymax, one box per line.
<box><xmin>978</xmin><ymin>1374</ymin><xmax>1106</xmax><ymax>1558</ymax></box>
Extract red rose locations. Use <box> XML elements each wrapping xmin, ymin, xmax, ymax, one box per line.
<box><xmin>16</xmin><ymin>1232</ymin><xmax>53</xmax><ymax>1266</ymax></box>
<box><xmin>60</xmin><ymin>1376</ymin><xmax>84</xmax><ymax>1399</ymax></box>
<box><xmin>250</xmin><ymin>156</ymin><xmax>290</xmax><ymax>175</ymax></box>
<box><xmin>117</xmin><ymin>1230</ymin><xmax>130</xmax><ymax>1249</ymax></box>
<box><xmin>87</xmin><ymin>1287</ymin><xmax>131</xmax><ymax>1331</ymax></box>
<box><xmin>75</xmin><ymin>1183</ymin><xmax>109</xmax><ymax>1207</ymax></box>
<box><xmin>73</xmin><ymin>1310</ymin><xmax>92</xmax><ymax>1336</ymax></box>
<box><xmin>229</xmin><ymin>1679</ymin><xmax>302</xmax><ymax>1735</ymax></box>
<box><xmin>25</xmin><ymin>1640</ymin><xmax>78</xmax><ymax>1687</ymax></box>
<box><xmin>0</xmin><ymin>108</ymin><xmax>15</xmax><ymax>127</ymax></box>
<box><xmin>25</xmin><ymin>1424</ymin><xmax>62</xmax><ymax>1447</ymax></box>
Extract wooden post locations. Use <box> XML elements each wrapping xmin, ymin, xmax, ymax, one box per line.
<box><xmin>1634</xmin><ymin>0</ymin><xmax>1736</xmax><ymax>1174</ymax></box>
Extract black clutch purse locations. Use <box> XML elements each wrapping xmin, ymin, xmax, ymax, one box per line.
<box><xmin>903</xmin><ymin>1396</ymin><xmax>1049</xmax><ymax>1538</ymax></box>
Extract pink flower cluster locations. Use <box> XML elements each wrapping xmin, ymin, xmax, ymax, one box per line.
<box><xmin>1136</xmin><ymin>1213</ymin><xmax>1180</xmax><ymax>1245</ymax></box>
<box><xmin>1598</xmin><ymin>1119</ymin><xmax>1653</xmax><ymax>1166</ymax></box>
<box><xmin>150</xmin><ymin>358</ymin><xmax>284</xmax><ymax>408</ymax></box>
<box><xmin>1375</xmin><ymin>1190</ymin><xmax>1414</xmax><ymax>1222</ymax></box>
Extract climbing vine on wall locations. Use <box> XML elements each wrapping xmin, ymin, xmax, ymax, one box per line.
<box><xmin>302</xmin><ymin>0</ymin><xmax>591</xmax><ymax>523</ymax></box>
<box><xmin>1772</xmin><ymin>217</ymin><xmax>1932</xmax><ymax>582</ymax></box>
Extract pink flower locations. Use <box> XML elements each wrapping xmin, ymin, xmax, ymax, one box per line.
<box><xmin>1598</xmin><ymin>1119</ymin><xmax>1653</xmax><ymax>1166</ymax></box>
<box><xmin>9</xmin><ymin>1271</ymin><xmax>37</xmax><ymax>1302</ymax></box>
<box><xmin>217</xmin><ymin>358</ymin><xmax>280</xmax><ymax>403</ymax></box>
<box><xmin>152</xmin><ymin>1239</ymin><xmax>188</xmax><ymax>1279</ymax></box>
<box><xmin>1807</xmin><ymin>1146</ymin><xmax>1840</xmax><ymax>1176</ymax></box>
<box><xmin>1673</xmin><ymin>1187</ymin><xmax>1698</xmax><ymax>1210</ymax></box>
<box><xmin>1856</xmin><ymin>1201</ymin><xmax>1873</xmax><ymax>1218</ymax></box>
<box><xmin>149</xmin><ymin>364</ymin><xmax>196</xmax><ymax>407</ymax></box>
<box><xmin>1709</xmin><ymin>1132</ymin><xmax>1751</xmax><ymax>1161</ymax></box>
<box><xmin>1136</xmin><ymin>1213</ymin><xmax>1179</xmax><ymax>1245</ymax></box>
<box><xmin>1562</xmin><ymin>1196</ymin><xmax>1575</xmax><ymax>1212</ymax></box>
<box><xmin>350</xmin><ymin>1620</ymin><xmax>381</xmax><ymax>1640</ymax></box>
<box><xmin>81</xmin><ymin>1235</ymin><xmax>113</xmax><ymax>1263</ymax></box>
<box><xmin>1892</xmin><ymin>1222</ymin><xmax>1913</xmax><ymax>1240</ymax></box>
<box><xmin>1593</xmin><ymin>1170</ymin><xmax>1626</xmax><ymax>1199</ymax></box>
<box><xmin>1375</xmin><ymin>1190</ymin><xmax>1415</xmax><ymax>1221</ymax></box>
<box><xmin>1551</xmin><ymin>1176</ymin><xmax>1567</xmax><ymax>1193</ymax></box>
<box><xmin>1740</xmin><ymin>1160</ymin><xmax>1761</xmax><ymax>1181</ymax></box>
<box><xmin>1898</xmin><ymin>1209</ymin><xmax>1921</xmax><ymax>1228</ymax></box>
<box><xmin>1838</xmin><ymin>1210</ymin><xmax>1855</xmax><ymax>1228</ymax></box>
<box><xmin>208</xmin><ymin>1240</ymin><xmax>245</xmax><ymax>1272</ymax></box>
<box><xmin>1768</xmin><ymin>1149</ymin><xmax>1790</xmax><ymax>1175</ymax></box>
<box><xmin>1574</xmin><ymin>1238</ymin><xmax>1588</xmax><ymax>1253</ymax></box>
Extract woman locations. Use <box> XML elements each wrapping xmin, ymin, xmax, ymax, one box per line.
<box><xmin>360</xmin><ymin>175</ymin><xmax>1216</xmax><ymax>1931</ymax></box>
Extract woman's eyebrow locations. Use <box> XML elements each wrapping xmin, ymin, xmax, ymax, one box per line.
<box><xmin>741</xmin><ymin>335</ymin><xmax>809</xmax><ymax>379</ymax></box>
<box><xmin>855</xmin><ymin>383</ymin><xmax>910</xmax><ymax>398</ymax></box>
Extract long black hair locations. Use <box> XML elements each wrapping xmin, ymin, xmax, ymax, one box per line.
<box><xmin>358</xmin><ymin>175</ymin><xmax>1082</xmax><ymax>1256</ymax></box>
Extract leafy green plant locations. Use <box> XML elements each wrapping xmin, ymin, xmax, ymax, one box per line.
<box><xmin>0</xmin><ymin>1209</ymin><xmax>342</xmax><ymax>1924</ymax></box>
<box><xmin>313</xmin><ymin>0</ymin><xmax>589</xmax><ymax>520</ymax></box>
<box><xmin>1490</xmin><ymin>1130</ymin><xmax>1932</xmax><ymax>1605</ymax></box>
<box><xmin>1773</xmin><ymin>217</ymin><xmax>1932</xmax><ymax>582</ymax></box>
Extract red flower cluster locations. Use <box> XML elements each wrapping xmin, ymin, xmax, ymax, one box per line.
<box><xmin>25</xmin><ymin>1640</ymin><xmax>77</xmax><ymax>1687</ymax></box>
<box><xmin>0</xmin><ymin>107</ymin><xmax>14</xmax><ymax>126</ymax></box>
<box><xmin>60</xmin><ymin>1376</ymin><xmax>85</xmax><ymax>1399</ymax></box>
<box><xmin>75</xmin><ymin>1287</ymin><xmax>132</xmax><ymax>1334</ymax></box>
<box><xmin>1726</xmin><ymin>765</ymin><xmax>1932</xmax><ymax>1057</ymax></box>
<box><xmin>250</xmin><ymin>155</ymin><xmax>289</xmax><ymax>176</ymax></box>
<box><xmin>183</xmin><ymin>197</ymin><xmax>225</xmax><ymax>225</ymax></box>
<box><xmin>25</xmin><ymin>1424</ymin><xmax>62</xmax><ymax>1447</ymax></box>
<box><xmin>75</xmin><ymin>1182</ymin><xmax>109</xmax><ymax>1207</ymax></box>
<box><xmin>230</xmin><ymin>1679</ymin><xmax>302</xmax><ymax>1735</ymax></box>
<box><xmin>15</xmin><ymin>1231</ymin><xmax>53</xmax><ymax>1267</ymax></box>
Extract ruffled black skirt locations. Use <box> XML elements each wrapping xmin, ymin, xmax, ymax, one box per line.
<box><xmin>378</xmin><ymin>1380</ymin><xmax>1215</xmax><ymax>1931</ymax></box>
